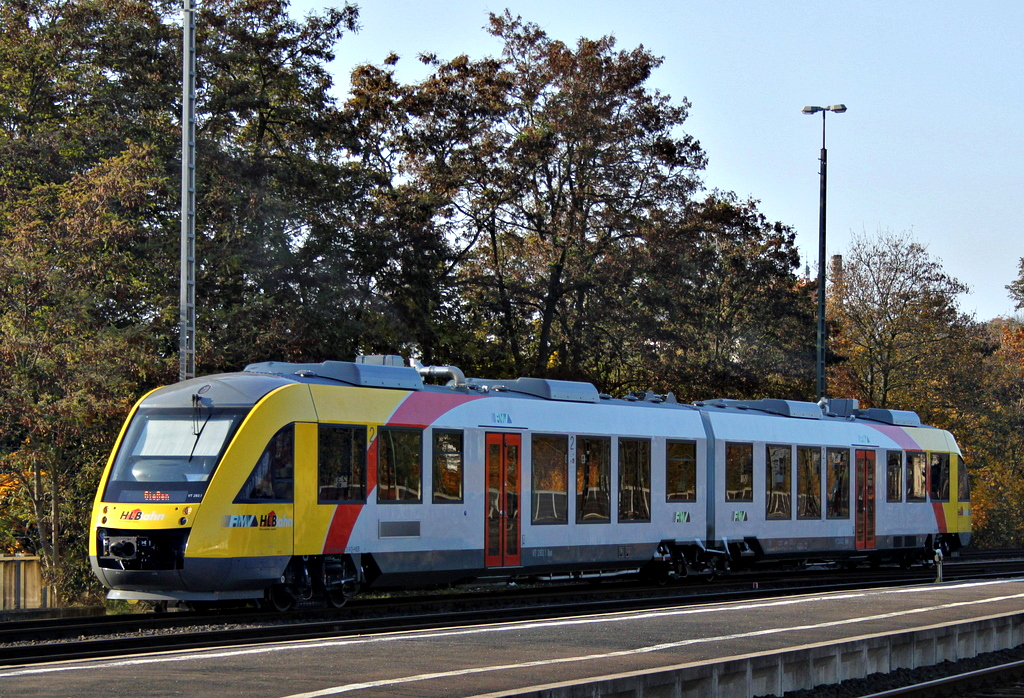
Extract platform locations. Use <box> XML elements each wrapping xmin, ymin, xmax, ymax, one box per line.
<box><xmin>3</xmin><ymin>578</ymin><xmax>1024</xmax><ymax>697</ymax></box>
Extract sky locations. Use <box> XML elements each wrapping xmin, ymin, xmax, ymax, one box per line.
<box><xmin>291</xmin><ymin>0</ymin><xmax>1024</xmax><ymax>322</ymax></box>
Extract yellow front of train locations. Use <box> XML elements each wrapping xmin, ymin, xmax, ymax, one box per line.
<box><xmin>908</xmin><ymin>425</ymin><xmax>972</xmax><ymax>553</ymax></box>
<box><xmin>89</xmin><ymin>371</ymin><xmax>307</xmax><ymax>604</ymax></box>
<box><xmin>943</xmin><ymin>435</ymin><xmax>973</xmax><ymax>553</ymax></box>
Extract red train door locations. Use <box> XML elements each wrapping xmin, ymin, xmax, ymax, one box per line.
<box><xmin>485</xmin><ymin>433</ymin><xmax>521</xmax><ymax>568</ymax></box>
<box><xmin>855</xmin><ymin>449</ymin><xmax>876</xmax><ymax>550</ymax></box>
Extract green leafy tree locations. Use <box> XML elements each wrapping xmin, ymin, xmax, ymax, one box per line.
<box><xmin>191</xmin><ymin>0</ymin><xmax>362</xmax><ymax>369</ymax></box>
<box><xmin>0</xmin><ymin>0</ymin><xmax>184</xmax><ymax>601</ymax></box>
<box><xmin>0</xmin><ymin>145</ymin><xmax>172</xmax><ymax>601</ymax></box>
<box><xmin>1006</xmin><ymin>259</ymin><xmax>1024</xmax><ymax>311</ymax></box>
<box><xmin>635</xmin><ymin>194</ymin><xmax>814</xmax><ymax>401</ymax></box>
<box><xmin>346</xmin><ymin>13</ymin><xmax>814</xmax><ymax>399</ymax></box>
<box><xmin>376</xmin><ymin>13</ymin><xmax>706</xmax><ymax>379</ymax></box>
<box><xmin>0</xmin><ymin>0</ymin><xmax>180</xmax><ymax>191</ymax></box>
<box><xmin>332</xmin><ymin>50</ymin><xmax>481</xmax><ymax>364</ymax></box>
<box><xmin>0</xmin><ymin>0</ymin><xmax>373</xmax><ymax>600</ymax></box>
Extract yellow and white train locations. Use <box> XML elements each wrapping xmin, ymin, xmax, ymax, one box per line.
<box><xmin>90</xmin><ymin>356</ymin><xmax>971</xmax><ymax>609</ymax></box>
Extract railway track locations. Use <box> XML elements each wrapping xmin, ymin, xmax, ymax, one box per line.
<box><xmin>790</xmin><ymin>651</ymin><xmax>1024</xmax><ymax>697</ymax></box>
<box><xmin>3</xmin><ymin>557</ymin><xmax>1022</xmax><ymax>668</ymax></box>
<box><xmin>868</xmin><ymin>659</ymin><xmax>1024</xmax><ymax>696</ymax></box>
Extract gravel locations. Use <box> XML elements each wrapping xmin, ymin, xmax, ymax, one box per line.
<box><xmin>772</xmin><ymin>644</ymin><xmax>1024</xmax><ymax>697</ymax></box>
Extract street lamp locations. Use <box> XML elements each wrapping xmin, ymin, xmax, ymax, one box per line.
<box><xmin>802</xmin><ymin>104</ymin><xmax>846</xmax><ymax>402</ymax></box>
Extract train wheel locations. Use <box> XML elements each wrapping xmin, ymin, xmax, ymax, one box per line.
<box><xmin>322</xmin><ymin>556</ymin><xmax>359</xmax><ymax>608</ymax></box>
<box><xmin>641</xmin><ymin>560</ymin><xmax>670</xmax><ymax>586</ymax></box>
<box><xmin>266</xmin><ymin>585</ymin><xmax>295</xmax><ymax>612</ymax></box>
<box><xmin>698</xmin><ymin>557</ymin><xmax>726</xmax><ymax>583</ymax></box>
<box><xmin>325</xmin><ymin>585</ymin><xmax>353</xmax><ymax>609</ymax></box>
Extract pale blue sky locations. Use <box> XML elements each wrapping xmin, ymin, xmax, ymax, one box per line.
<box><xmin>292</xmin><ymin>0</ymin><xmax>1024</xmax><ymax>321</ymax></box>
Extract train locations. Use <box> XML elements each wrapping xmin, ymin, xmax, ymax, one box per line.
<box><xmin>89</xmin><ymin>355</ymin><xmax>971</xmax><ymax>609</ymax></box>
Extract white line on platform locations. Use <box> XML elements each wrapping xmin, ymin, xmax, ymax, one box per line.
<box><xmin>281</xmin><ymin>586</ymin><xmax>1024</xmax><ymax>697</ymax></box>
<box><xmin>2</xmin><ymin>578</ymin><xmax>1021</xmax><ymax>692</ymax></box>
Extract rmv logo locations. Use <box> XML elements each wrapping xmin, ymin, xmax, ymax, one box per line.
<box><xmin>226</xmin><ymin>511</ymin><xmax>293</xmax><ymax>528</ymax></box>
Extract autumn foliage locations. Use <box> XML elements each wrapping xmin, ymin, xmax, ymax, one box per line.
<box><xmin>0</xmin><ymin>1</ymin><xmax>1022</xmax><ymax>604</ymax></box>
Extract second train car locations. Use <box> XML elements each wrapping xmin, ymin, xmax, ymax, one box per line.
<box><xmin>90</xmin><ymin>356</ymin><xmax>971</xmax><ymax>609</ymax></box>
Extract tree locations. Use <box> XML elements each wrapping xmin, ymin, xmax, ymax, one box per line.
<box><xmin>0</xmin><ymin>145</ymin><xmax>172</xmax><ymax>601</ymax></box>
<box><xmin>0</xmin><ymin>0</ymin><xmax>374</xmax><ymax>600</ymax></box>
<box><xmin>378</xmin><ymin>13</ymin><xmax>706</xmax><ymax>379</ymax></box>
<box><xmin>191</xmin><ymin>0</ymin><xmax>364</xmax><ymax>370</ymax></box>
<box><xmin>961</xmin><ymin>320</ymin><xmax>1024</xmax><ymax>547</ymax></box>
<box><xmin>1006</xmin><ymin>259</ymin><xmax>1024</xmax><ymax>313</ymax></box>
<box><xmin>0</xmin><ymin>0</ymin><xmax>180</xmax><ymax>191</ymax></box>
<box><xmin>828</xmin><ymin>229</ymin><xmax>984</xmax><ymax>421</ymax></box>
<box><xmin>634</xmin><ymin>194</ymin><xmax>814</xmax><ymax>401</ymax></box>
<box><xmin>0</xmin><ymin>0</ymin><xmax>185</xmax><ymax>601</ymax></box>
<box><xmin>344</xmin><ymin>14</ymin><xmax>814</xmax><ymax>399</ymax></box>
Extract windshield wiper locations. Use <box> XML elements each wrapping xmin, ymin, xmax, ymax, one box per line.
<box><xmin>189</xmin><ymin>393</ymin><xmax>212</xmax><ymax>462</ymax></box>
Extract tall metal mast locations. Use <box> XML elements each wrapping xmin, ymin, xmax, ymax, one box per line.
<box><xmin>179</xmin><ymin>0</ymin><xmax>196</xmax><ymax>381</ymax></box>
<box><xmin>801</xmin><ymin>103</ymin><xmax>846</xmax><ymax>402</ymax></box>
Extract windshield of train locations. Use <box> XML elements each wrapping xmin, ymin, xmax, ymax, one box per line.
<box><xmin>103</xmin><ymin>407</ymin><xmax>246</xmax><ymax>504</ymax></box>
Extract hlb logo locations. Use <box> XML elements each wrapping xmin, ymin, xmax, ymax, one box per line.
<box><xmin>119</xmin><ymin>509</ymin><xmax>165</xmax><ymax>522</ymax></box>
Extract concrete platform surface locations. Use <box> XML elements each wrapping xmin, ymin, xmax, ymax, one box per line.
<box><xmin>4</xmin><ymin>578</ymin><xmax>1024</xmax><ymax>697</ymax></box>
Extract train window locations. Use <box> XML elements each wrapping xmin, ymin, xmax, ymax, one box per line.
<box><xmin>618</xmin><ymin>439</ymin><xmax>651</xmax><ymax>522</ymax></box>
<box><xmin>666</xmin><ymin>441</ymin><xmax>697</xmax><ymax>502</ymax></box>
<box><xmin>576</xmin><ymin>437</ymin><xmax>611</xmax><ymax>523</ymax></box>
<box><xmin>725</xmin><ymin>443</ymin><xmax>753</xmax><ymax>502</ymax></box>
<box><xmin>235</xmin><ymin>425</ymin><xmax>294</xmax><ymax>502</ymax></box>
<box><xmin>906</xmin><ymin>451</ymin><xmax>927</xmax><ymax>501</ymax></box>
<box><xmin>886</xmin><ymin>451</ymin><xmax>903</xmax><ymax>502</ymax></box>
<box><xmin>796</xmin><ymin>446</ymin><xmax>821</xmax><ymax>519</ymax></box>
<box><xmin>957</xmin><ymin>456</ymin><xmax>971</xmax><ymax>502</ymax></box>
<box><xmin>318</xmin><ymin>425</ymin><xmax>367</xmax><ymax>503</ymax></box>
<box><xmin>378</xmin><ymin>428</ymin><xmax>422</xmax><ymax>502</ymax></box>
<box><xmin>766</xmin><ymin>445</ymin><xmax>792</xmax><ymax>520</ymax></box>
<box><xmin>826</xmin><ymin>448</ymin><xmax>850</xmax><ymax>519</ymax></box>
<box><xmin>532</xmin><ymin>435</ymin><xmax>568</xmax><ymax>524</ymax></box>
<box><xmin>432</xmin><ymin>430</ymin><xmax>463</xmax><ymax>503</ymax></box>
<box><xmin>103</xmin><ymin>406</ymin><xmax>245</xmax><ymax>504</ymax></box>
<box><xmin>930</xmin><ymin>453</ymin><xmax>950</xmax><ymax>502</ymax></box>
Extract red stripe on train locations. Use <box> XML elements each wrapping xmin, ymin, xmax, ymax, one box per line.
<box><xmin>386</xmin><ymin>390</ymin><xmax>482</xmax><ymax>427</ymax></box>
<box><xmin>323</xmin><ymin>432</ymin><xmax>380</xmax><ymax>554</ymax></box>
<box><xmin>320</xmin><ymin>391</ymin><xmax>478</xmax><ymax>555</ymax></box>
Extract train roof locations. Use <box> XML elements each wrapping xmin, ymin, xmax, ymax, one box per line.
<box><xmin>239</xmin><ymin>356</ymin><xmax>929</xmax><ymax>430</ymax></box>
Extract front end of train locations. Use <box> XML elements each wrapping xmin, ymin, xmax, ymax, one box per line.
<box><xmin>89</xmin><ymin>372</ymin><xmax>295</xmax><ymax>605</ymax></box>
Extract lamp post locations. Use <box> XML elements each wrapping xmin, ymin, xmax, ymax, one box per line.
<box><xmin>802</xmin><ymin>103</ymin><xmax>846</xmax><ymax>402</ymax></box>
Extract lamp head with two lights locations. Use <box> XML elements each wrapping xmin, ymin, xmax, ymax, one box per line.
<box><xmin>802</xmin><ymin>104</ymin><xmax>847</xmax><ymax>115</ymax></box>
